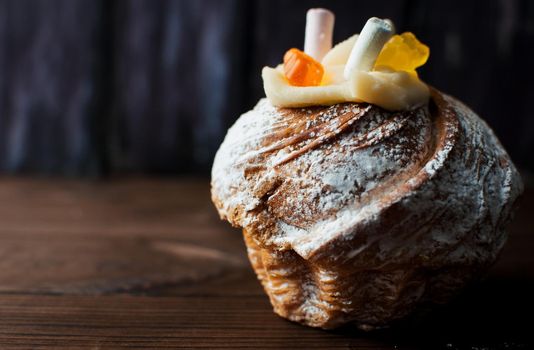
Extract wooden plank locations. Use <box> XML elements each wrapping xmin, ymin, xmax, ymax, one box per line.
<box><xmin>0</xmin><ymin>279</ymin><xmax>532</xmax><ymax>349</ymax></box>
<box><xmin>111</xmin><ymin>0</ymin><xmax>249</xmax><ymax>173</ymax></box>
<box><xmin>0</xmin><ymin>178</ymin><xmax>253</xmax><ymax>295</ymax></box>
<box><xmin>0</xmin><ymin>0</ymin><xmax>105</xmax><ymax>175</ymax></box>
<box><xmin>0</xmin><ymin>178</ymin><xmax>234</xmax><ymax>237</ymax></box>
<box><xmin>406</xmin><ymin>0</ymin><xmax>534</xmax><ymax>171</ymax></box>
<box><xmin>0</xmin><ymin>295</ymin><xmax>394</xmax><ymax>349</ymax></box>
<box><xmin>0</xmin><ymin>0</ymin><xmax>531</xmax><ymax>175</ymax></box>
<box><xmin>0</xmin><ymin>179</ymin><xmax>531</xmax><ymax>348</ymax></box>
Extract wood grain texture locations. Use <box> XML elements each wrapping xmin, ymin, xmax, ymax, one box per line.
<box><xmin>111</xmin><ymin>0</ymin><xmax>249</xmax><ymax>173</ymax></box>
<box><xmin>0</xmin><ymin>178</ymin><xmax>250</xmax><ymax>295</ymax></box>
<box><xmin>0</xmin><ymin>0</ymin><xmax>104</xmax><ymax>175</ymax></box>
<box><xmin>0</xmin><ymin>0</ymin><xmax>533</xmax><ymax>175</ymax></box>
<box><xmin>0</xmin><ymin>178</ymin><xmax>532</xmax><ymax>349</ymax></box>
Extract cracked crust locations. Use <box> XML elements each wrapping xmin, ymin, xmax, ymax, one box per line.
<box><xmin>210</xmin><ymin>89</ymin><xmax>523</xmax><ymax>329</ymax></box>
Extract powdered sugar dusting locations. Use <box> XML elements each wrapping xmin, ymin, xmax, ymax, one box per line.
<box><xmin>212</xmin><ymin>97</ymin><xmax>432</xmax><ymax>252</ymax></box>
<box><xmin>212</xmin><ymin>92</ymin><xmax>524</xmax><ymax>329</ymax></box>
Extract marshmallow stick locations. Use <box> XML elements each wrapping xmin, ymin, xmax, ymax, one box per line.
<box><xmin>304</xmin><ymin>8</ymin><xmax>335</xmax><ymax>61</ymax></box>
<box><xmin>343</xmin><ymin>17</ymin><xmax>395</xmax><ymax>79</ymax></box>
<box><xmin>384</xmin><ymin>18</ymin><xmax>396</xmax><ymax>33</ymax></box>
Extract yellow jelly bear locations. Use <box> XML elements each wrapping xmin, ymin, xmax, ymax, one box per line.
<box><xmin>374</xmin><ymin>32</ymin><xmax>429</xmax><ymax>75</ymax></box>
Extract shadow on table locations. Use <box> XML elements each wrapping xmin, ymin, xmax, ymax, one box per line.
<box><xmin>331</xmin><ymin>276</ymin><xmax>533</xmax><ymax>350</ymax></box>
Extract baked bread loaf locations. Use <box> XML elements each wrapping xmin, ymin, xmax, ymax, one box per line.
<box><xmin>211</xmin><ymin>89</ymin><xmax>523</xmax><ymax>330</ymax></box>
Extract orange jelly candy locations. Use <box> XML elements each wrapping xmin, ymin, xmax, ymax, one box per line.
<box><xmin>283</xmin><ymin>48</ymin><xmax>324</xmax><ymax>86</ymax></box>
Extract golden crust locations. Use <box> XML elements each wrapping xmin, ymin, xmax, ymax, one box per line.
<box><xmin>211</xmin><ymin>89</ymin><xmax>523</xmax><ymax>329</ymax></box>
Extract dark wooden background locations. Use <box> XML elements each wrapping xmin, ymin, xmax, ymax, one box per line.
<box><xmin>0</xmin><ymin>0</ymin><xmax>533</xmax><ymax>176</ymax></box>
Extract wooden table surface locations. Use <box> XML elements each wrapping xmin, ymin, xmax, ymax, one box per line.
<box><xmin>0</xmin><ymin>178</ymin><xmax>532</xmax><ymax>349</ymax></box>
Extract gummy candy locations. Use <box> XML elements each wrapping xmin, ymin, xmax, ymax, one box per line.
<box><xmin>283</xmin><ymin>48</ymin><xmax>324</xmax><ymax>86</ymax></box>
<box><xmin>374</xmin><ymin>32</ymin><xmax>429</xmax><ymax>75</ymax></box>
